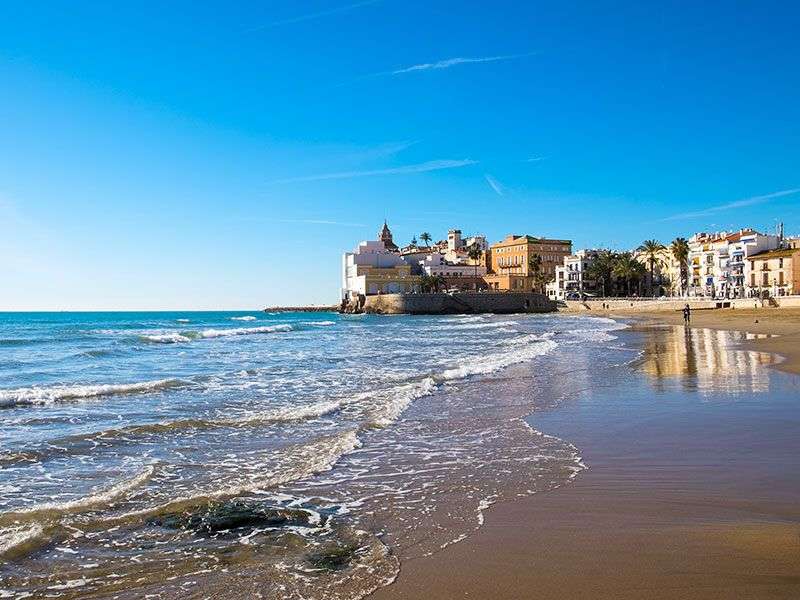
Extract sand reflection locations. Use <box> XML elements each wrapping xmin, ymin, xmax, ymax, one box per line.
<box><xmin>637</xmin><ymin>326</ymin><xmax>776</xmax><ymax>394</ymax></box>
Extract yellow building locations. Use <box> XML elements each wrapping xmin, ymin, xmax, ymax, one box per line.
<box><xmin>747</xmin><ymin>247</ymin><xmax>800</xmax><ymax>297</ymax></box>
<box><xmin>484</xmin><ymin>234</ymin><xmax>572</xmax><ymax>291</ymax></box>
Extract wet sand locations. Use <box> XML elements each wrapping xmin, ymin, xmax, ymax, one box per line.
<box><xmin>371</xmin><ymin>316</ymin><xmax>800</xmax><ymax>600</ymax></box>
<box><xmin>617</xmin><ymin>307</ymin><xmax>800</xmax><ymax>375</ymax></box>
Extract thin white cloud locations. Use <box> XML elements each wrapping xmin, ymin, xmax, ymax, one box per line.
<box><xmin>661</xmin><ymin>188</ymin><xmax>800</xmax><ymax>221</ymax></box>
<box><xmin>270</xmin><ymin>159</ymin><xmax>478</xmax><ymax>184</ymax></box>
<box><xmin>484</xmin><ymin>174</ymin><xmax>504</xmax><ymax>196</ymax></box>
<box><xmin>392</xmin><ymin>53</ymin><xmax>534</xmax><ymax>75</ymax></box>
<box><xmin>248</xmin><ymin>0</ymin><xmax>380</xmax><ymax>30</ymax></box>
<box><xmin>525</xmin><ymin>156</ymin><xmax>547</xmax><ymax>162</ymax></box>
<box><xmin>345</xmin><ymin>140</ymin><xmax>417</xmax><ymax>162</ymax></box>
<box><xmin>276</xmin><ymin>218</ymin><xmax>366</xmax><ymax>227</ymax></box>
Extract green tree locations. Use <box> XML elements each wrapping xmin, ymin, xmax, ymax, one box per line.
<box><xmin>528</xmin><ymin>253</ymin><xmax>549</xmax><ymax>293</ymax></box>
<box><xmin>613</xmin><ymin>252</ymin><xmax>646</xmax><ymax>296</ymax></box>
<box><xmin>670</xmin><ymin>237</ymin><xmax>690</xmax><ymax>297</ymax></box>
<box><xmin>637</xmin><ymin>239</ymin><xmax>666</xmax><ymax>296</ymax></box>
<box><xmin>420</xmin><ymin>232</ymin><xmax>432</xmax><ymax>247</ymax></box>
<box><xmin>586</xmin><ymin>250</ymin><xmax>617</xmax><ymax>296</ymax></box>
<box><xmin>418</xmin><ymin>273</ymin><xmax>446</xmax><ymax>293</ymax></box>
<box><xmin>418</xmin><ymin>273</ymin><xmax>433</xmax><ymax>293</ymax></box>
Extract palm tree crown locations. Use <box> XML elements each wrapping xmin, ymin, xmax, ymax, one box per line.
<box><xmin>467</xmin><ymin>245</ymin><xmax>483</xmax><ymax>289</ymax></box>
<box><xmin>613</xmin><ymin>252</ymin><xmax>646</xmax><ymax>296</ymax></box>
<box><xmin>670</xmin><ymin>237</ymin><xmax>690</xmax><ymax>296</ymax></box>
<box><xmin>637</xmin><ymin>239</ymin><xmax>666</xmax><ymax>296</ymax></box>
<box><xmin>420</xmin><ymin>232</ymin><xmax>432</xmax><ymax>247</ymax></box>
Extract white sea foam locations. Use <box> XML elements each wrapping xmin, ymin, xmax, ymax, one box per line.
<box><xmin>199</xmin><ymin>324</ymin><xmax>293</xmax><ymax>339</ymax></box>
<box><xmin>114</xmin><ymin>431</ymin><xmax>361</xmax><ymax>520</ymax></box>
<box><xmin>236</xmin><ymin>399</ymin><xmax>343</xmax><ymax>425</ymax></box>
<box><xmin>231</xmin><ymin>316</ymin><xmax>257</xmax><ymax>321</ymax></box>
<box><xmin>440</xmin><ymin>336</ymin><xmax>557</xmax><ymax>381</ymax></box>
<box><xmin>447</xmin><ymin>320</ymin><xmax>519</xmax><ymax>330</ymax></box>
<box><xmin>352</xmin><ymin>334</ymin><xmax>557</xmax><ymax>429</ymax></box>
<box><xmin>0</xmin><ymin>379</ymin><xmax>185</xmax><ymax>408</ymax></box>
<box><xmin>304</xmin><ymin>321</ymin><xmax>335</xmax><ymax>327</ymax></box>
<box><xmin>439</xmin><ymin>315</ymin><xmax>485</xmax><ymax>323</ymax></box>
<box><xmin>354</xmin><ymin>377</ymin><xmax>439</xmax><ymax>428</ymax></box>
<box><xmin>176</xmin><ymin>318</ymin><xmax>190</xmax><ymax>323</ymax></box>
<box><xmin>140</xmin><ymin>333</ymin><xmax>192</xmax><ymax>344</ymax></box>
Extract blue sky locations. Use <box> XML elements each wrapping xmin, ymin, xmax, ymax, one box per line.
<box><xmin>1</xmin><ymin>0</ymin><xmax>798</xmax><ymax>310</ymax></box>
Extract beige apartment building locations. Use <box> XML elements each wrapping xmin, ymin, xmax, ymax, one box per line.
<box><xmin>485</xmin><ymin>235</ymin><xmax>572</xmax><ymax>291</ymax></box>
<box><xmin>746</xmin><ymin>247</ymin><xmax>800</xmax><ymax>297</ymax></box>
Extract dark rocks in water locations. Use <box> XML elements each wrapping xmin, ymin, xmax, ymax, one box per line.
<box><xmin>150</xmin><ymin>500</ymin><xmax>320</xmax><ymax>535</ymax></box>
<box><xmin>307</xmin><ymin>542</ymin><xmax>359</xmax><ymax>571</ymax></box>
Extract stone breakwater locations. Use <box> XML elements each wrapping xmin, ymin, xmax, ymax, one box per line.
<box><xmin>343</xmin><ymin>292</ymin><xmax>555</xmax><ymax>315</ymax></box>
<box><xmin>264</xmin><ymin>306</ymin><xmax>338</xmax><ymax>313</ymax></box>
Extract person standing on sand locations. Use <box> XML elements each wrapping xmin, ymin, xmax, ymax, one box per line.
<box><xmin>683</xmin><ymin>303</ymin><xmax>691</xmax><ymax>325</ymax></box>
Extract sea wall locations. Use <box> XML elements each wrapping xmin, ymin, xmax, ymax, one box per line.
<box><xmin>362</xmin><ymin>292</ymin><xmax>554</xmax><ymax>315</ymax></box>
<box><xmin>562</xmin><ymin>296</ymin><xmax>800</xmax><ymax>312</ymax></box>
<box><xmin>562</xmin><ymin>299</ymin><xmax>718</xmax><ymax>313</ymax></box>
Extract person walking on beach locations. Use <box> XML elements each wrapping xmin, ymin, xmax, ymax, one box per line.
<box><xmin>683</xmin><ymin>303</ymin><xmax>691</xmax><ymax>325</ymax></box>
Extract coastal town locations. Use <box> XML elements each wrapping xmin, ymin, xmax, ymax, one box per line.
<box><xmin>341</xmin><ymin>221</ymin><xmax>800</xmax><ymax>306</ymax></box>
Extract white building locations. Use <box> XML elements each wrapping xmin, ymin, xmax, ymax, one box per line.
<box><xmin>420</xmin><ymin>252</ymin><xmax>487</xmax><ymax>278</ymax></box>
<box><xmin>443</xmin><ymin>229</ymin><xmax>488</xmax><ymax>264</ymax></box>
<box><xmin>341</xmin><ymin>224</ymin><xmax>418</xmax><ymax>299</ymax></box>
<box><xmin>547</xmin><ymin>249</ymin><xmax>600</xmax><ymax>301</ymax></box>
<box><xmin>688</xmin><ymin>229</ymin><xmax>779</xmax><ymax>298</ymax></box>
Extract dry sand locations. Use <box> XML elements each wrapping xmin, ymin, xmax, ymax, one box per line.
<box><xmin>370</xmin><ymin>308</ymin><xmax>800</xmax><ymax>600</ymax></box>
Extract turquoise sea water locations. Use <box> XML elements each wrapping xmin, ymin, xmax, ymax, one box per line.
<box><xmin>0</xmin><ymin>311</ymin><xmax>628</xmax><ymax>598</ymax></box>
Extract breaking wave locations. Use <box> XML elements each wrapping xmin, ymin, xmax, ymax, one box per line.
<box><xmin>140</xmin><ymin>332</ymin><xmax>193</xmax><ymax>344</ymax></box>
<box><xmin>446</xmin><ymin>320</ymin><xmax>519</xmax><ymax>330</ymax></box>
<box><xmin>230</xmin><ymin>316</ymin><xmax>257</xmax><ymax>321</ymax></box>
<box><xmin>139</xmin><ymin>324</ymin><xmax>294</xmax><ymax>343</ymax></box>
<box><xmin>0</xmin><ymin>523</ymin><xmax>45</xmax><ymax>559</ymax></box>
<box><xmin>0</xmin><ymin>379</ymin><xmax>187</xmax><ymax>408</ymax></box>
<box><xmin>199</xmin><ymin>324</ymin><xmax>293</xmax><ymax>338</ymax></box>
<box><xmin>0</xmin><ymin>465</ymin><xmax>156</xmax><ymax>523</ymax></box>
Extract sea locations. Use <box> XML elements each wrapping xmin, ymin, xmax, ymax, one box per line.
<box><xmin>0</xmin><ymin>310</ymin><xmax>631</xmax><ymax>599</ymax></box>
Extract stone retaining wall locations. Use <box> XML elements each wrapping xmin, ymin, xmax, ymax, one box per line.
<box><xmin>362</xmin><ymin>292</ymin><xmax>554</xmax><ymax>315</ymax></box>
<box><xmin>562</xmin><ymin>296</ymin><xmax>800</xmax><ymax>312</ymax></box>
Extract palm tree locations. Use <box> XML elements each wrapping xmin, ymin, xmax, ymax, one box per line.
<box><xmin>637</xmin><ymin>239</ymin><xmax>666</xmax><ymax>296</ymax></box>
<box><xmin>467</xmin><ymin>245</ymin><xmax>483</xmax><ymax>289</ymax></box>
<box><xmin>670</xmin><ymin>237</ymin><xmax>690</xmax><ymax>297</ymax></box>
<box><xmin>586</xmin><ymin>250</ymin><xmax>617</xmax><ymax>297</ymax></box>
<box><xmin>420</xmin><ymin>232</ymin><xmax>432</xmax><ymax>247</ymax></box>
<box><xmin>613</xmin><ymin>252</ymin><xmax>646</xmax><ymax>297</ymax></box>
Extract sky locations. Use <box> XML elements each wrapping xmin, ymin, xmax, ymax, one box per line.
<box><xmin>1</xmin><ymin>0</ymin><xmax>799</xmax><ymax>310</ymax></box>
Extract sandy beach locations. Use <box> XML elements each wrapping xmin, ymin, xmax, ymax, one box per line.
<box><xmin>371</xmin><ymin>309</ymin><xmax>800</xmax><ymax>600</ymax></box>
<box><xmin>615</xmin><ymin>307</ymin><xmax>800</xmax><ymax>376</ymax></box>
